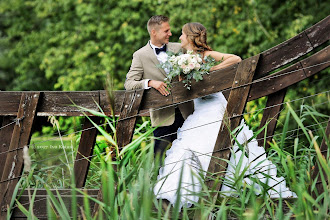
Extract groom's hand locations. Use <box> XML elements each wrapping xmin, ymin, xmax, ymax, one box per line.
<box><xmin>148</xmin><ymin>80</ymin><xmax>170</xmax><ymax>96</ymax></box>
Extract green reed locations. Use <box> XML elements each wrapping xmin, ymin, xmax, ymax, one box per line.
<box><xmin>10</xmin><ymin>102</ymin><xmax>329</xmax><ymax>220</ymax></box>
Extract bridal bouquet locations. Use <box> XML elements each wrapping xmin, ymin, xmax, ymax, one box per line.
<box><xmin>159</xmin><ymin>50</ymin><xmax>221</xmax><ymax>90</ymax></box>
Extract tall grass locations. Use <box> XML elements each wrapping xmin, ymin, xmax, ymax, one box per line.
<box><xmin>11</xmin><ymin>103</ymin><xmax>329</xmax><ymax>219</ymax></box>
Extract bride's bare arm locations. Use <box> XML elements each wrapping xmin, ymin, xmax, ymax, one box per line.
<box><xmin>204</xmin><ymin>51</ymin><xmax>242</xmax><ymax>71</ymax></box>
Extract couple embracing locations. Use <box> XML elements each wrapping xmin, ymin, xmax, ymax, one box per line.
<box><xmin>125</xmin><ymin>15</ymin><xmax>295</xmax><ymax>209</ymax></box>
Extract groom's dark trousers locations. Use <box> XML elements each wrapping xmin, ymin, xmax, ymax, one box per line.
<box><xmin>153</xmin><ymin>107</ymin><xmax>185</xmax><ymax>158</ymax></box>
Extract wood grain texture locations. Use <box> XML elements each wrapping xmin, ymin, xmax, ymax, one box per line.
<box><xmin>0</xmin><ymin>92</ymin><xmax>40</xmax><ymax>219</ymax></box>
<box><xmin>0</xmin><ymin>117</ymin><xmax>15</xmax><ymax>178</ymax></box>
<box><xmin>305</xmin><ymin>15</ymin><xmax>330</xmax><ymax>48</ymax></box>
<box><xmin>257</xmin><ymin>89</ymin><xmax>287</xmax><ymax>149</ymax></box>
<box><xmin>116</xmin><ymin>89</ymin><xmax>144</xmax><ymax>149</ymax></box>
<box><xmin>248</xmin><ymin>45</ymin><xmax>329</xmax><ymax>101</ymax></box>
<box><xmin>74</xmin><ymin>117</ymin><xmax>100</xmax><ymax>188</ymax></box>
<box><xmin>38</xmin><ymin>91</ymin><xmax>100</xmax><ymax>116</ymax></box>
<box><xmin>255</xmin><ymin>15</ymin><xmax>329</xmax><ymax>78</ymax></box>
<box><xmin>301</xmin><ymin>45</ymin><xmax>330</xmax><ymax>77</ymax></box>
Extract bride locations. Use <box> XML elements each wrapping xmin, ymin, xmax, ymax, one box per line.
<box><xmin>153</xmin><ymin>22</ymin><xmax>296</xmax><ymax>209</ymax></box>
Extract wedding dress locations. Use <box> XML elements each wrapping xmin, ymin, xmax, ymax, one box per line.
<box><xmin>153</xmin><ymin>92</ymin><xmax>296</xmax><ymax>209</ymax></box>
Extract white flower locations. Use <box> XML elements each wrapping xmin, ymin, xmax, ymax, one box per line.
<box><xmin>183</xmin><ymin>67</ymin><xmax>191</xmax><ymax>74</ymax></box>
<box><xmin>190</xmin><ymin>57</ymin><xmax>197</xmax><ymax>64</ymax></box>
<box><xmin>194</xmin><ymin>63</ymin><xmax>201</xmax><ymax>70</ymax></box>
<box><xmin>169</xmin><ymin>55</ymin><xmax>177</xmax><ymax>63</ymax></box>
<box><xmin>188</xmin><ymin>62</ymin><xmax>195</xmax><ymax>70</ymax></box>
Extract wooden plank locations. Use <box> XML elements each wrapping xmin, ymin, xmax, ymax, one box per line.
<box><xmin>305</xmin><ymin>15</ymin><xmax>330</xmax><ymax>48</ymax></box>
<box><xmin>0</xmin><ymin>117</ymin><xmax>15</xmax><ymax>178</ymax></box>
<box><xmin>0</xmin><ymin>91</ymin><xmax>100</xmax><ymax>117</ymax></box>
<box><xmin>311</xmin><ymin>118</ymin><xmax>330</xmax><ymax>198</ymax></box>
<box><xmin>301</xmin><ymin>45</ymin><xmax>330</xmax><ymax>77</ymax></box>
<box><xmin>249</xmin><ymin>63</ymin><xmax>304</xmax><ymax>101</ymax></box>
<box><xmin>248</xmin><ymin>45</ymin><xmax>330</xmax><ymax>101</ymax></box>
<box><xmin>11</xmin><ymin>188</ymin><xmax>99</xmax><ymax>218</ymax></box>
<box><xmin>37</xmin><ymin>91</ymin><xmax>100</xmax><ymax>116</ymax></box>
<box><xmin>100</xmin><ymin>90</ymin><xmax>126</xmax><ymax>116</ymax></box>
<box><xmin>74</xmin><ymin>117</ymin><xmax>100</xmax><ymax>188</ymax></box>
<box><xmin>257</xmin><ymin>89</ymin><xmax>287</xmax><ymax>149</ymax></box>
<box><xmin>255</xmin><ymin>33</ymin><xmax>313</xmax><ymax>78</ymax></box>
<box><xmin>0</xmin><ymin>92</ymin><xmax>21</xmax><ymax>116</ymax></box>
<box><xmin>140</xmin><ymin>86</ymin><xmax>173</xmax><ymax>109</ymax></box>
<box><xmin>205</xmin><ymin>55</ymin><xmax>260</xmax><ymax>199</ymax></box>
<box><xmin>116</xmin><ymin>89</ymin><xmax>144</xmax><ymax>149</ymax></box>
<box><xmin>92</xmin><ymin>189</ymin><xmax>103</xmax><ymax>218</ymax></box>
<box><xmin>255</xmin><ymin>15</ymin><xmax>329</xmax><ymax>78</ymax></box>
<box><xmin>0</xmin><ymin>92</ymin><xmax>40</xmax><ymax>220</ymax></box>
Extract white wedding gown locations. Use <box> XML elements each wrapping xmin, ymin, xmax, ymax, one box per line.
<box><xmin>153</xmin><ymin>92</ymin><xmax>296</xmax><ymax>209</ymax></box>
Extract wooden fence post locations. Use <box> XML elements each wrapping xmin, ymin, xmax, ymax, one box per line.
<box><xmin>257</xmin><ymin>88</ymin><xmax>287</xmax><ymax>149</ymax></box>
<box><xmin>92</xmin><ymin>89</ymin><xmax>144</xmax><ymax>216</ymax></box>
<box><xmin>0</xmin><ymin>92</ymin><xmax>40</xmax><ymax>220</ymax></box>
<box><xmin>204</xmin><ymin>55</ymin><xmax>260</xmax><ymax>201</ymax></box>
<box><xmin>116</xmin><ymin>89</ymin><xmax>144</xmax><ymax>148</ymax></box>
<box><xmin>74</xmin><ymin>117</ymin><xmax>100</xmax><ymax>188</ymax></box>
<box><xmin>0</xmin><ymin>117</ymin><xmax>16</xmax><ymax>178</ymax></box>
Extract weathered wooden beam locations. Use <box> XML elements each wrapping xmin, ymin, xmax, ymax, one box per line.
<box><xmin>305</xmin><ymin>15</ymin><xmax>330</xmax><ymax>48</ymax></box>
<box><xmin>255</xmin><ymin>15</ymin><xmax>329</xmax><ymax>78</ymax></box>
<box><xmin>205</xmin><ymin>55</ymin><xmax>260</xmax><ymax>200</ymax></box>
<box><xmin>74</xmin><ymin>117</ymin><xmax>100</xmax><ymax>188</ymax></box>
<box><xmin>116</xmin><ymin>89</ymin><xmax>144</xmax><ymax>149</ymax></box>
<box><xmin>0</xmin><ymin>117</ymin><xmax>15</xmax><ymax>178</ymax></box>
<box><xmin>0</xmin><ymin>92</ymin><xmax>22</xmax><ymax>116</ymax></box>
<box><xmin>0</xmin><ymin>92</ymin><xmax>40</xmax><ymax>220</ymax></box>
<box><xmin>257</xmin><ymin>89</ymin><xmax>287</xmax><ymax>149</ymax></box>
<box><xmin>11</xmin><ymin>188</ymin><xmax>99</xmax><ymax>219</ymax></box>
<box><xmin>38</xmin><ymin>91</ymin><xmax>100</xmax><ymax>116</ymax></box>
<box><xmin>248</xmin><ymin>45</ymin><xmax>329</xmax><ymax>101</ymax></box>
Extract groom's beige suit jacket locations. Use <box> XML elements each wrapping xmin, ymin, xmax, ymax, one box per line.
<box><xmin>124</xmin><ymin>42</ymin><xmax>194</xmax><ymax>127</ymax></box>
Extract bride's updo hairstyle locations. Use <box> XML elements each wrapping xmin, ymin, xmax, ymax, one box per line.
<box><xmin>182</xmin><ymin>22</ymin><xmax>212</xmax><ymax>53</ymax></box>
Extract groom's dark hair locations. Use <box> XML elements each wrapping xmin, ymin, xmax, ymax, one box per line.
<box><xmin>147</xmin><ymin>15</ymin><xmax>169</xmax><ymax>34</ymax></box>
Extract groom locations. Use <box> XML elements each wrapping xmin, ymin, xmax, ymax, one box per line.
<box><xmin>124</xmin><ymin>15</ymin><xmax>194</xmax><ymax>158</ymax></box>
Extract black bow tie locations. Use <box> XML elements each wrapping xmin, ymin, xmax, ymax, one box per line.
<box><xmin>155</xmin><ymin>45</ymin><xmax>167</xmax><ymax>55</ymax></box>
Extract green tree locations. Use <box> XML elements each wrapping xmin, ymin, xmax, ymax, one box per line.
<box><xmin>0</xmin><ymin>0</ymin><xmax>328</xmax><ymax>92</ymax></box>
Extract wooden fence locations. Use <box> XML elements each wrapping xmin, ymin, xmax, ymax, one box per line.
<box><xmin>0</xmin><ymin>15</ymin><xmax>329</xmax><ymax>219</ymax></box>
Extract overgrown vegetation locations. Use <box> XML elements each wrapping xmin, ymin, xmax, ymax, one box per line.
<box><xmin>10</xmin><ymin>102</ymin><xmax>329</xmax><ymax>219</ymax></box>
